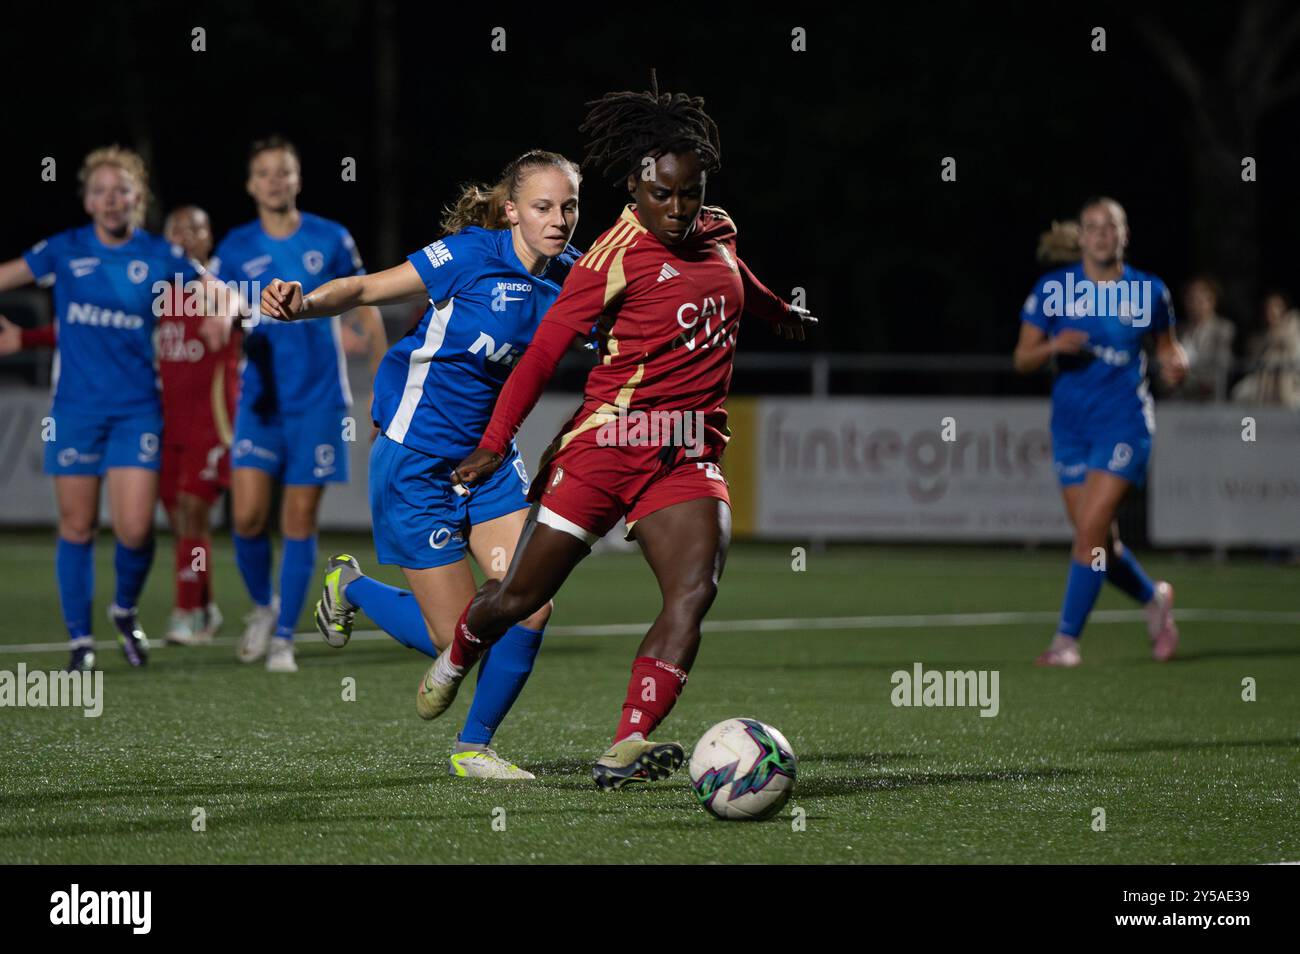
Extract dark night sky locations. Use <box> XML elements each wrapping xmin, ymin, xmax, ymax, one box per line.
<box><xmin>2</xmin><ymin>1</ymin><xmax>1298</xmax><ymax>373</ymax></box>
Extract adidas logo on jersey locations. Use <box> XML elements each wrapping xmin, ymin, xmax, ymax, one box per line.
<box><xmin>70</xmin><ymin>257</ymin><xmax>100</xmax><ymax>278</ymax></box>
<box><xmin>657</xmin><ymin>262</ymin><xmax>679</xmax><ymax>283</ymax></box>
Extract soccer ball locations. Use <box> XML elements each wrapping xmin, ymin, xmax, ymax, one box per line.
<box><xmin>688</xmin><ymin>717</ymin><xmax>797</xmax><ymax>821</ymax></box>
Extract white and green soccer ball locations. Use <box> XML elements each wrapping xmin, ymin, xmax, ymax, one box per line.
<box><xmin>689</xmin><ymin>717</ymin><xmax>797</xmax><ymax>821</ymax></box>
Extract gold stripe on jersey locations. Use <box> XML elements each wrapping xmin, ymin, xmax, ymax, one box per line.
<box><xmin>557</xmin><ymin>363</ymin><xmax>646</xmax><ymax>452</ymax></box>
<box><xmin>586</xmin><ymin>221</ymin><xmax>636</xmax><ymax>271</ymax></box>
<box><xmin>557</xmin><ymin>410</ymin><xmax>612</xmax><ymax>452</ymax></box>
<box><xmin>580</xmin><ymin>206</ymin><xmax>645</xmax><ymax>272</ymax></box>
<box><xmin>701</xmin><ymin>205</ymin><xmax>735</xmax><ymax>232</ymax></box>
<box><xmin>613</xmin><ymin>362</ymin><xmax>645</xmax><ymax>409</ymax></box>
<box><xmin>580</xmin><ymin>224</ymin><xmax>628</xmax><ymax>271</ymax></box>
<box><xmin>574</xmin><ymin>206</ymin><xmax>645</xmax><ymax>309</ymax></box>
<box><xmin>603</xmin><ymin>250</ymin><xmax>629</xmax><ymax>308</ymax></box>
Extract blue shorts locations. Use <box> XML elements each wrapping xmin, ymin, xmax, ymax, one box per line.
<box><xmin>369</xmin><ymin>434</ymin><xmax>530</xmax><ymax>569</ymax></box>
<box><xmin>231</xmin><ymin>403</ymin><xmax>352</xmax><ymax>485</ymax></box>
<box><xmin>44</xmin><ymin>406</ymin><xmax>162</xmax><ymax>476</ymax></box>
<box><xmin>1051</xmin><ymin>426</ymin><xmax>1151</xmax><ymax>487</ymax></box>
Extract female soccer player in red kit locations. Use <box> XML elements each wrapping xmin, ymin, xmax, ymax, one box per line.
<box><xmin>421</xmin><ymin>76</ymin><xmax>817</xmax><ymax>789</ymax></box>
<box><xmin>155</xmin><ymin>206</ymin><xmax>241</xmax><ymax>646</ymax></box>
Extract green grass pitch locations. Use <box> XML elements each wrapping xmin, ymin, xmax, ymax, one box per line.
<box><xmin>0</xmin><ymin>531</ymin><xmax>1296</xmax><ymax>864</ymax></box>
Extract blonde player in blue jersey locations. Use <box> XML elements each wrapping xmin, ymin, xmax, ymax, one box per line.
<box><xmin>212</xmin><ymin>137</ymin><xmax>386</xmax><ymax>674</ymax></box>
<box><xmin>0</xmin><ymin>146</ymin><xmax>224</xmax><ymax>671</ymax></box>
<box><xmin>1014</xmin><ymin>197</ymin><xmax>1189</xmax><ymax>667</ymax></box>
<box><xmin>258</xmin><ymin>150</ymin><xmax>581</xmax><ymax>778</ymax></box>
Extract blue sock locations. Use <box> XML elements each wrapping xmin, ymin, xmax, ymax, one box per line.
<box><xmin>113</xmin><ymin>538</ymin><xmax>154</xmax><ymax>610</ymax></box>
<box><xmin>56</xmin><ymin>537</ymin><xmax>94</xmax><ymax>639</ymax></box>
<box><xmin>1059</xmin><ymin>559</ymin><xmax>1106</xmax><ymax>639</ymax></box>
<box><xmin>1106</xmin><ymin>546</ymin><xmax>1155</xmax><ymax>604</ymax></box>
<box><xmin>275</xmin><ymin>535</ymin><xmax>317</xmax><ymax>640</ymax></box>
<box><xmin>460</xmin><ymin>624</ymin><xmax>545</xmax><ymax>746</ymax></box>
<box><xmin>344</xmin><ymin>576</ymin><xmax>438</xmax><ymax>657</ymax></box>
<box><xmin>233</xmin><ymin>532</ymin><xmax>273</xmax><ymax>607</ymax></box>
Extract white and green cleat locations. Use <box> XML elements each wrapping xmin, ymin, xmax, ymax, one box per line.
<box><xmin>448</xmin><ymin>745</ymin><xmax>536</xmax><ymax>780</ymax></box>
<box><xmin>315</xmin><ymin>554</ymin><xmax>362</xmax><ymax>648</ymax></box>
<box><xmin>592</xmin><ymin>737</ymin><xmax>685</xmax><ymax>791</ymax></box>
<box><xmin>416</xmin><ymin>652</ymin><xmax>466</xmax><ymax>721</ymax></box>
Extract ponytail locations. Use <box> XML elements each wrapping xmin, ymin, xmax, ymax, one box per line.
<box><xmin>439</xmin><ymin>149</ymin><xmax>580</xmax><ymax>236</ymax></box>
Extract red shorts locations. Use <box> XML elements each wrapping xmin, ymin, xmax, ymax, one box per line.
<box><xmin>528</xmin><ymin>437</ymin><xmax>730</xmax><ymax>542</ymax></box>
<box><xmin>160</xmin><ymin>436</ymin><xmax>230</xmax><ymax>510</ymax></box>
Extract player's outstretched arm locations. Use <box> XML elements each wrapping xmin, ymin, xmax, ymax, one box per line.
<box><xmin>452</xmin><ymin>318</ymin><xmax>583</xmax><ymax>488</ymax></box>
<box><xmin>1013</xmin><ymin>321</ymin><xmax>1087</xmax><ymax>374</ymax></box>
<box><xmin>0</xmin><ymin>315</ymin><xmax>23</xmax><ymax>355</ymax></box>
<box><xmin>0</xmin><ymin>257</ymin><xmax>35</xmax><ymax>293</ymax></box>
<box><xmin>261</xmin><ymin>261</ymin><xmax>427</xmax><ymax>322</ymax></box>
<box><xmin>454</xmin><ymin>255</ymin><xmax>613</xmax><ymax>487</ymax></box>
<box><xmin>737</xmin><ymin>256</ymin><xmax>817</xmax><ymax>341</ymax></box>
<box><xmin>0</xmin><ymin>314</ymin><xmax>56</xmax><ymax>355</ymax></box>
<box><xmin>0</xmin><ymin>260</ymin><xmax>51</xmax><ymax>356</ymax></box>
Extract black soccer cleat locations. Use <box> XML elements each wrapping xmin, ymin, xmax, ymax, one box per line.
<box><xmin>65</xmin><ymin>645</ymin><xmax>97</xmax><ymax>673</ymax></box>
<box><xmin>108</xmin><ymin>605</ymin><xmax>149</xmax><ymax>667</ymax></box>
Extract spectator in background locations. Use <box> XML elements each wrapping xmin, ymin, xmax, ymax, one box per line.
<box><xmin>1232</xmin><ymin>290</ymin><xmax>1300</xmax><ymax>409</ymax></box>
<box><xmin>1169</xmin><ymin>276</ymin><xmax>1235</xmax><ymax>401</ymax></box>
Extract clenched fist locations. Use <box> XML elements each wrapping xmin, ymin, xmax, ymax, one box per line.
<box><xmin>261</xmin><ymin>279</ymin><xmax>306</xmax><ymax>321</ymax></box>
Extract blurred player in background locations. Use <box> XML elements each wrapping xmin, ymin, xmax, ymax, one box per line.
<box><xmin>211</xmin><ymin>136</ymin><xmax>385</xmax><ymax>673</ymax></box>
<box><xmin>0</xmin><ymin>147</ymin><xmax>211</xmax><ymax>670</ymax></box>
<box><xmin>425</xmin><ymin>77</ymin><xmax>816</xmax><ymax>789</ymax></box>
<box><xmin>1</xmin><ymin>204</ymin><xmax>241</xmax><ymax>648</ymax></box>
<box><xmin>1013</xmin><ymin>196</ymin><xmax>1188</xmax><ymax>667</ymax></box>
<box><xmin>155</xmin><ymin>205</ymin><xmax>240</xmax><ymax>646</ymax></box>
<box><xmin>263</xmin><ymin>150</ymin><xmax>582</xmax><ymax>779</ymax></box>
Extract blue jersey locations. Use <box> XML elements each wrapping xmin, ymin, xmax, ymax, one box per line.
<box><xmin>374</xmin><ymin>227</ymin><xmax>581</xmax><ymax>460</ymax></box>
<box><xmin>24</xmin><ymin>226</ymin><xmax>200</xmax><ymax>414</ymax></box>
<box><xmin>1020</xmin><ymin>262</ymin><xmax>1174</xmax><ymax>437</ymax></box>
<box><xmin>211</xmin><ymin>212</ymin><xmax>364</xmax><ymax>415</ymax></box>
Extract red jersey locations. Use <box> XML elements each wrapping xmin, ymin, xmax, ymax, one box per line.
<box><xmin>479</xmin><ymin>205</ymin><xmax>789</xmax><ymax>458</ymax></box>
<box><xmin>155</xmin><ymin>286</ymin><xmax>240</xmax><ymax>444</ymax></box>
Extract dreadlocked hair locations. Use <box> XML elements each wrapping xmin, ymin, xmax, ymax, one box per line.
<box><xmin>579</xmin><ymin>68</ymin><xmax>721</xmax><ymax>185</ymax></box>
<box><xmin>440</xmin><ymin>149</ymin><xmax>580</xmax><ymax>236</ymax></box>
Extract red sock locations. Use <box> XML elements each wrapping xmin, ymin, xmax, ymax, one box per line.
<box><xmin>448</xmin><ymin>600</ymin><xmax>488</xmax><ymax>670</ymax></box>
<box><xmin>614</xmin><ymin>656</ymin><xmax>688</xmax><ymax>743</ymax></box>
<box><xmin>176</xmin><ymin>536</ymin><xmax>207</xmax><ymax>611</ymax></box>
